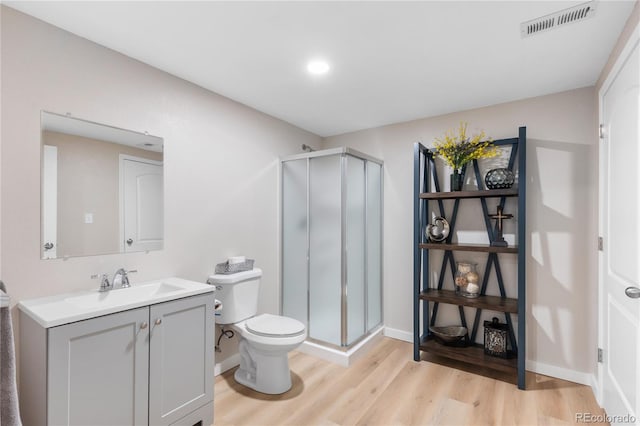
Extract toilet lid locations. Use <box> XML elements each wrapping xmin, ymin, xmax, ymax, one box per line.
<box><xmin>245</xmin><ymin>313</ymin><xmax>305</xmax><ymax>337</ymax></box>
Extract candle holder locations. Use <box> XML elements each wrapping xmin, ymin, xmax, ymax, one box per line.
<box><xmin>455</xmin><ymin>262</ymin><xmax>480</xmax><ymax>298</ymax></box>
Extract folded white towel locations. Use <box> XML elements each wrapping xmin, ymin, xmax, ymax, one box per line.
<box><xmin>228</xmin><ymin>256</ymin><xmax>246</xmax><ymax>265</ymax></box>
<box><xmin>1</xmin><ymin>302</ymin><xmax>22</xmax><ymax>426</ymax></box>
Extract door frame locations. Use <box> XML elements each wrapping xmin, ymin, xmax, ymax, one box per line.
<box><xmin>597</xmin><ymin>20</ymin><xmax>640</xmax><ymax>406</ymax></box>
<box><xmin>42</xmin><ymin>144</ymin><xmax>58</xmax><ymax>259</ymax></box>
<box><xmin>118</xmin><ymin>154</ymin><xmax>164</xmax><ymax>252</ymax></box>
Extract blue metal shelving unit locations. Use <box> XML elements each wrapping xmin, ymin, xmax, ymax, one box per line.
<box><xmin>413</xmin><ymin>127</ymin><xmax>527</xmax><ymax>390</ymax></box>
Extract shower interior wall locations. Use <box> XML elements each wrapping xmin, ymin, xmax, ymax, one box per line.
<box><xmin>281</xmin><ymin>148</ymin><xmax>383</xmax><ymax>348</ymax></box>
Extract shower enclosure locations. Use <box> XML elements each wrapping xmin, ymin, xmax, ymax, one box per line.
<box><xmin>281</xmin><ymin>148</ymin><xmax>383</xmax><ymax>348</ymax></box>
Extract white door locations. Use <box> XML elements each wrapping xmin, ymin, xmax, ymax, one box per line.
<box><xmin>599</xmin><ymin>25</ymin><xmax>640</xmax><ymax>423</ymax></box>
<box><xmin>42</xmin><ymin>145</ymin><xmax>57</xmax><ymax>259</ymax></box>
<box><xmin>121</xmin><ymin>157</ymin><xmax>163</xmax><ymax>252</ymax></box>
<box><xmin>148</xmin><ymin>294</ymin><xmax>214</xmax><ymax>426</ymax></box>
<box><xmin>48</xmin><ymin>307</ymin><xmax>150</xmax><ymax>426</ymax></box>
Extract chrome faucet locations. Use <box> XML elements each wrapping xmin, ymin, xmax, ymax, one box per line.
<box><xmin>94</xmin><ymin>269</ymin><xmax>137</xmax><ymax>292</ymax></box>
<box><xmin>113</xmin><ymin>268</ymin><xmax>132</xmax><ymax>289</ymax></box>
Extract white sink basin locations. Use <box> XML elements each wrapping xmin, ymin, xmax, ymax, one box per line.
<box><xmin>65</xmin><ymin>282</ymin><xmax>184</xmax><ymax>309</ymax></box>
<box><xmin>18</xmin><ymin>277</ymin><xmax>214</xmax><ymax>328</ymax></box>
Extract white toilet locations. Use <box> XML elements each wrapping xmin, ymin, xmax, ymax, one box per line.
<box><xmin>208</xmin><ymin>268</ymin><xmax>306</xmax><ymax>394</ymax></box>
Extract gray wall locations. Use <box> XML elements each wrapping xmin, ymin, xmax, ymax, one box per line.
<box><xmin>1</xmin><ymin>6</ymin><xmax>321</xmax><ymax>370</ymax></box>
<box><xmin>323</xmin><ymin>87</ymin><xmax>599</xmax><ymax>383</ymax></box>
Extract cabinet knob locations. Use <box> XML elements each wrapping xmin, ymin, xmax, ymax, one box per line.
<box><xmin>140</xmin><ymin>322</ymin><xmax>148</xmax><ymax>330</ymax></box>
<box><xmin>155</xmin><ymin>318</ymin><xmax>162</xmax><ymax>325</ymax></box>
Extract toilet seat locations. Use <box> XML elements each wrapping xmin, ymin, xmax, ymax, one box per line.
<box><xmin>245</xmin><ymin>313</ymin><xmax>305</xmax><ymax>338</ymax></box>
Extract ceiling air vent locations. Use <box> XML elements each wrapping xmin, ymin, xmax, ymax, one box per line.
<box><xmin>521</xmin><ymin>1</ymin><xmax>597</xmax><ymax>38</ymax></box>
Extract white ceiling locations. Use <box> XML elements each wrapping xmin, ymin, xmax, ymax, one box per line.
<box><xmin>5</xmin><ymin>1</ymin><xmax>636</xmax><ymax>137</ymax></box>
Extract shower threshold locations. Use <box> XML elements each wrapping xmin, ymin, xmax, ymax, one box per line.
<box><xmin>296</xmin><ymin>326</ymin><xmax>384</xmax><ymax>367</ymax></box>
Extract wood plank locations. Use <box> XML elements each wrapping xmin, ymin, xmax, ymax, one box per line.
<box><xmin>420</xmin><ymin>288</ymin><xmax>518</xmax><ymax>313</ymax></box>
<box><xmin>420</xmin><ymin>242</ymin><xmax>519</xmax><ymax>253</ymax></box>
<box><xmin>419</xmin><ymin>337</ymin><xmax>517</xmax><ymax>374</ymax></box>
<box><xmin>420</xmin><ymin>188</ymin><xmax>519</xmax><ymax>200</ymax></box>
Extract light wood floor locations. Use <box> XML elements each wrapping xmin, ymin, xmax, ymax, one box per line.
<box><xmin>213</xmin><ymin>337</ymin><xmax>606</xmax><ymax>426</ymax></box>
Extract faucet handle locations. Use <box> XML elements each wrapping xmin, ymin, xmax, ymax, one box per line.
<box><xmin>92</xmin><ymin>273</ymin><xmax>112</xmax><ymax>292</ymax></box>
<box><xmin>114</xmin><ymin>269</ymin><xmax>137</xmax><ymax>288</ymax></box>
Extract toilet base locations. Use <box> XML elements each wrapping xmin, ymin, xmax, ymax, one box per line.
<box><xmin>234</xmin><ymin>337</ymin><xmax>294</xmax><ymax>394</ymax></box>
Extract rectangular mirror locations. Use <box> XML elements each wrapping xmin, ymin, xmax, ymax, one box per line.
<box><xmin>41</xmin><ymin>111</ymin><xmax>164</xmax><ymax>259</ymax></box>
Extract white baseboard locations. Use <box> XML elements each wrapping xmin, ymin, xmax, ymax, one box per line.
<box><xmin>383</xmin><ymin>326</ymin><xmax>413</xmax><ymax>343</ymax></box>
<box><xmin>526</xmin><ymin>360</ymin><xmax>593</xmax><ymax>387</ymax></box>
<box><xmin>214</xmin><ymin>353</ymin><xmax>240</xmax><ymax>376</ymax></box>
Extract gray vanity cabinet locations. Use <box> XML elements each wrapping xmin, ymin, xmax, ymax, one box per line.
<box><xmin>20</xmin><ymin>293</ymin><xmax>214</xmax><ymax>426</ymax></box>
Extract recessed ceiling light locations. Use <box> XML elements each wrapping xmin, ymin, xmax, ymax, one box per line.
<box><xmin>307</xmin><ymin>60</ymin><xmax>330</xmax><ymax>75</ymax></box>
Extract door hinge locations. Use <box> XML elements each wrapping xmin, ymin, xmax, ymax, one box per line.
<box><xmin>598</xmin><ymin>237</ymin><xmax>603</xmax><ymax>251</ymax></box>
<box><xmin>599</xmin><ymin>124</ymin><xmax>605</xmax><ymax>140</ymax></box>
<box><xmin>598</xmin><ymin>347</ymin><xmax>603</xmax><ymax>363</ymax></box>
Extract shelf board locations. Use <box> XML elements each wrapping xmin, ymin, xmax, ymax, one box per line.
<box><xmin>419</xmin><ymin>189</ymin><xmax>518</xmax><ymax>200</ymax></box>
<box><xmin>420</xmin><ymin>337</ymin><xmax>517</xmax><ymax>374</ymax></box>
<box><xmin>419</xmin><ymin>243</ymin><xmax>518</xmax><ymax>253</ymax></box>
<box><xmin>420</xmin><ymin>289</ymin><xmax>518</xmax><ymax>313</ymax></box>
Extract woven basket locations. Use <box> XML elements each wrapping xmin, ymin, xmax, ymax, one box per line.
<box><xmin>214</xmin><ymin>259</ymin><xmax>255</xmax><ymax>275</ymax></box>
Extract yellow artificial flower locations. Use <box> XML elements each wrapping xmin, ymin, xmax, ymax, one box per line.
<box><xmin>433</xmin><ymin>122</ymin><xmax>497</xmax><ymax>171</ymax></box>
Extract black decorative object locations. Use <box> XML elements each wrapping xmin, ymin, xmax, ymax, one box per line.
<box><xmin>426</xmin><ymin>217</ymin><xmax>450</xmax><ymax>242</ymax></box>
<box><xmin>485</xmin><ymin>168</ymin><xmax>515</xmax><ymax>190</ymax></box>
<box><xmin>484</xmin><ymin>317</ymin><xmax>509</xmax><ymax>358</ymax></box>
<box><xmin>450</xmin><ymin>170</ymin><xmax>463</xmax><ymax>191</ymax></box>
<box><xmin>488</xmin><ymin>206</ymin><xmax>513</xmax><ymax>247</ymax></box>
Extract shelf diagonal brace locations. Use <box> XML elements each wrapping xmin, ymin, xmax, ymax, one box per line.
<box><xmin>472</xmin><ymin>160</ymin><xmax>496</xmax><ymax>242</ymax></box>
<box><xmin>429</xmin><ymin>154</ymin><xmax>445</xmax><ymax>216</ymax></box>
<box><xmin>492</xmin><ymin>144</ymin><xmax>519</xmax><ymax>236</ymax></box>
<box><xmin>429</xmin><ymin>161</ymin><xmax>467</xmax><ymax>327</ymax></box>
<box><xmin>494</xmin><ymin>255</ymin><xmax>518</xmax><ymax>353</ymax></box>
<box><xmin>470</xmin><ymin>253</ymin><xmax>496</xmax><ymax>342</ymax></box>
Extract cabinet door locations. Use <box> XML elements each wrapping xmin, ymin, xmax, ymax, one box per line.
<box><xmin>149</xmin><ymin>294</ymin><xmax>214</xmax><ymax>426</ymax></box>
<box><xmin>48</xmin><ymin>307</ymin><xmax>150</xmax><ymax>426</ymax></box>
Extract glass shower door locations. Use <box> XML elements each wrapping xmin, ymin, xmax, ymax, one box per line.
<box><xmin>366</xmin><ymin>162</ymin><xmax>382</xmax><ymax>331</ymax></box>
<box><xmin>346</xmin><ymin>155</ymin><xmax>366</xmax><ymax>345</ymax></box>
<box><xmin>282</xmin><ymin>159</ymin><xmax>308</xmax><ymax>326</ymax></box>
<box><xmin>308</xmin><ymin>155</ymin><xmax>342</xmax><ymax>346</ymax></box>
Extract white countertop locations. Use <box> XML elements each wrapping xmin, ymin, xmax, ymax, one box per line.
<box><xmin>18</xmin><ymin>277</ymin><xmax>214</xmax><ymax>328</ymax></box>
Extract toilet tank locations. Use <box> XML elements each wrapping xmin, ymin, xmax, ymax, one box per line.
<box><xmin>207</xmin><ymin>268</ymin><xmax>262</xmax><ymax>324</ymax></box>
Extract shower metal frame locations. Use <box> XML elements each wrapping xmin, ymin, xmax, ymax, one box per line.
<box><xmin>280</xmin><ymin>147</ymin><xmax>384</xmax><ymax>349</ymax></box>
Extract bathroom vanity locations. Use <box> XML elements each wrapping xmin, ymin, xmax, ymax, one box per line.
<box><xmin>18</xmin><ymin>278</ymin><xmax>214</xmax><ymax>426</ymax></box>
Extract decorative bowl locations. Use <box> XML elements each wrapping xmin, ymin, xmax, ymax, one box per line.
<box><xmin>485</xmin><ymin>168</ymin><xmax>515</xmax><ymax>190</ymax></box>
<box><xmin>429</xmin><ymin>326</ymin><xmax>468</xmax><ymax>343</ymax></box>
